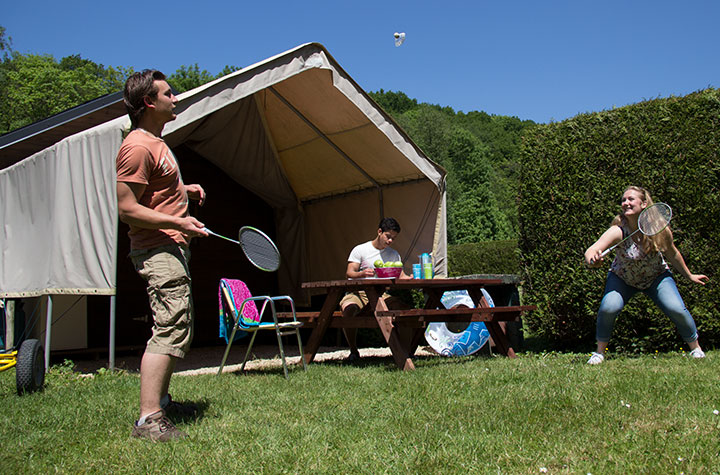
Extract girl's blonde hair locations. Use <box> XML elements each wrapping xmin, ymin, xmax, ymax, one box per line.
<box><xmin>611</xmin><ymin>186</ymin><xmax>672</xmax><ymax>253</ymax></box>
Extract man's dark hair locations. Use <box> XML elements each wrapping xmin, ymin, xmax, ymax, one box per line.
<box><xmin>123</xmin><ymin>69</ymin><xmax>166</xmax><ymax>127</ymax></box>
<box><xmin>378</xmin><ymin>217</ymin><xmax>401</xmax><ymax>233</ymax></box>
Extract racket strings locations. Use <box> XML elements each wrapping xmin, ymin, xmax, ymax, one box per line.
<box><xmin>239</xmin><ymin>228</ymin><xmax>280</xmax><ymax>271</ymax></box>
<box><xmin>638</xmin><ymin>204</ymin><xmax>672</xmax><ymax>235</ymax></box>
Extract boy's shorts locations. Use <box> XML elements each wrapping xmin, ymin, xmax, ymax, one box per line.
<box><xmin>340</xmin><ymin>291</ymin><xmax>402</xmax><ymax>310</ymax></box>
<box><xmin>130</xmin><ymin>244</ymin><xmax>194</xmax><ymax>358</ymax></box>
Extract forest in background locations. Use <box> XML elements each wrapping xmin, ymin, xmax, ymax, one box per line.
<box><xmin>0</xmin><ymin>26</ymin><xmax>534</xmax><ymax>245</ymax></box>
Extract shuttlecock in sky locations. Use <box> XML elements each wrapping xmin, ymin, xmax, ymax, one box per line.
<box><xmin>394</xmin><ymin>32</ymin><xmax>406</xmax><ymax>47</ymax></box>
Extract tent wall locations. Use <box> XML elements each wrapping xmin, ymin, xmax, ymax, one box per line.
<box><xmin>303</xmin><ymin>179</ymin><xmax>445</xmax><ymax>283</ymax></box>
<box><xmin>0</xmin><ymin>121</ymin><xmax>121</xmax><ymax>297</ymax></box>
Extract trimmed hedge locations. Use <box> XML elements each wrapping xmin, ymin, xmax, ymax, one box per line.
<box><xmin>518</xmin><ymin>88</ymin><xmax>720</xmax><ymax>352</ymax></box>
<box><xmin>447</xmin><ymin>240</ymin><xmax>520</xmax><ymax>277</ymax></box>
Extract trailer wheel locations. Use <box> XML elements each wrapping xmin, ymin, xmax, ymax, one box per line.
<box><xmin>16</xmin><ymin>339</ymin><xmax>45</xmax><ymax>395</ymax></box>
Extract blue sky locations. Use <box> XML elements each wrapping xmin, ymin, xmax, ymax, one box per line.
<box><xmin>4</xmin><ymin>0</ymin><xmax>719</xmax><ymax>123</ymax></box>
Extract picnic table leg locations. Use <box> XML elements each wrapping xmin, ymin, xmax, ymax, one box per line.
<box><xmin>404</xmin><ymin>288</ymin><xmax>444</xmax><ymax>357</ymax></box>
<box><xmin>303</xmin><ymin>288</ymin><xmax>342</xmax><ymax>365</ymax></box>
<box><xmin>468</xmin><ymin>288</ymin><xmax>517</xmax><ymax>358</ymax></box>
<box><xmin>368</xmin><ymin>286</ymin><xmax>415</xmax><ymax>371</ymax></box>
<box><xmin>485</xmin><ymin>320</ymin><xmax>517</xmax><ymax>358</ymax></box>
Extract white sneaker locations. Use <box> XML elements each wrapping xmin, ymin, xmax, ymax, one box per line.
<box><xmin>690</xmin><ymin>348</ymin><xmax>705</xmax><ymax>359</ymax></box>
<box><xmin>587</xmin><ymin>352</ymin><xmax>605</xmax><ymax>365</ymax></box>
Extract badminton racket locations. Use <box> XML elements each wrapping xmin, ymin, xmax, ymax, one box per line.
<box><xmin>599</xmin><ymin>202</ymin><xmax>672</xmax><ymax>258</ymax></box>
<box><xmin>204</xmin><ymin>226</ymin><xmax>281</xmax><ymax>272</ymax></box>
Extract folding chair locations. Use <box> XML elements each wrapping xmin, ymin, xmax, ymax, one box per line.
<box><xmin>217</xmin><ymin>278</ymin><xmax>306</xmax><ymax>379</ymax></box>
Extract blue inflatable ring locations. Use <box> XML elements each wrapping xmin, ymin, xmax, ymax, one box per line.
<box><xmin>424</xmin><ymin>289</ymin><xmax>493</xmax><ymax>356</ymax></box>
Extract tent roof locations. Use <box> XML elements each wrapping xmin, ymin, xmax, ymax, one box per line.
<box><xmin>161</xmin><ymin>42</ymin><xmax>444</xmax><ymax>202</ymax></box>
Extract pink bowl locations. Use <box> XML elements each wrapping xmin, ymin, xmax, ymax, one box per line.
<box><xmin>374</xmin><ymin>267</ymin><xmax>402</xmax><ymax>278</ymax></box>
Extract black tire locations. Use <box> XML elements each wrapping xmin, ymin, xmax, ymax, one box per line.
<box><xmin>16</xmin><ymin>339</ymin><xmax>45</xmax><ymax>395</ymax></box>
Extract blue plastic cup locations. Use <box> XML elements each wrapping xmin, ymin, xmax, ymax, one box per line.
<box><xmin>412</xmin><ymin>263</ymin><xmax>422</xmax><ymax>279</ymax></box>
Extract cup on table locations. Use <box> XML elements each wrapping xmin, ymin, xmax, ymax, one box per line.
<box><xmin>412</xmin><ymin>263</ymin><xmax>422</xmax><ymax>279</ymax></box>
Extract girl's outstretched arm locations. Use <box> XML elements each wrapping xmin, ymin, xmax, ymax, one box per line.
<box><xmin>584</xmin><ymin>226</ymin><xmax>623</xmax><ymax>268</ymax></box>
<box><xmin>664</xmin><ymin>240</ymin><xmax>709</xmax><ymax>285</ymax></box>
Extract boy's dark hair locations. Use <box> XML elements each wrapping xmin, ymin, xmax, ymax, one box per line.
<box><xmin>378</xmin><ymin>217</ymin><xmax>401</xmax><ymax>233</ymax></box>
<box><xmin>123</xmin><ymin>69</ymin><xmax>166</xmax><ymax>127</ymax></box>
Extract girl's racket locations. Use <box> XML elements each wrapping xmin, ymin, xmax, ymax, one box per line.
<box><xmin>203</xmin><ymin>226</ymin><xmax>281</xmax><ymax>272</ymax></box>
<box><xmin>600</xmin><ymin>202</ymin><xmax>672</xmax><ymax>258</ymax></box>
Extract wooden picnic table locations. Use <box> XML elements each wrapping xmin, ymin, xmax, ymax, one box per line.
<box><xmin>297</xmin><ymin>278</ymin><xmax>536</xmax><ymax>371</ymax></box>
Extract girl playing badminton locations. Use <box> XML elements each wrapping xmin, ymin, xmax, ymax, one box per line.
<box><xmin>583</xmin><ymin>186</ymin><xmax>709</xmax><ymax>364</ymax></box>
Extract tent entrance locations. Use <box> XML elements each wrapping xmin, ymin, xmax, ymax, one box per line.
<box><xmin>88</xmin><ymin>146</ymin><xmax>279</xmax><ymax>349</ymax></box>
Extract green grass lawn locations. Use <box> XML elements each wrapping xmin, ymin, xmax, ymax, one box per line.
<box><xmin>1</xmin><ymin>350</ymin><xmax>719</xmax><ymax>474</ymax></box>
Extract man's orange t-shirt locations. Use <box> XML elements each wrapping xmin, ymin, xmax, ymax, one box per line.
<box><xmin>116</xmin><ymin>129</ymin><xmax>190</xmax><ymax>250</ymax></box>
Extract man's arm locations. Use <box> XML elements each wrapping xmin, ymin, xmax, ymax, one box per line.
<box><xmin>346</xmin><ymin>261</ymin><xmax>374</xmax><ymax>279</ymax></box>
<box><xmin>398</xmin><ymin>269</ymin><xmax>412</xmax><ymax>279</ymax></box>
<box><xmin>117</xmin><ymin>182</ymin><xmax>208</xmax><ymax>237</ymax></box>
<box><xmin>185</xmin><ymin>183</ymin><xmax>206</xmax><ymax>205</ymax></box>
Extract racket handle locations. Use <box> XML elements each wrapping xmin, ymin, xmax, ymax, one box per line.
<box><xmin>204</xmin><ymin>228</ymin><xmax>240</xmax><ymax>245</ymax></box>
<box><xmin>589</xmin><ymin>247</ymin><xmax>611</xmax><ymax>265</ymax></box>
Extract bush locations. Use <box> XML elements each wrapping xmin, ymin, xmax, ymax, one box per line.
<box><xmin>447</xmin><ymin>240</ymin><xmax>520</xmax><ymax>276</ymax></box>
<box><xmin>518</xmin><ymin>88</ymin><xmax>720</xmax><ymax>352</ymax></box>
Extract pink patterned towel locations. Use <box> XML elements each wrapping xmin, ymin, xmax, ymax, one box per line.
<box><xmin>218</xmin><ymin>278</ymin><xmax>260</xmax><ymax>342</ymax></box>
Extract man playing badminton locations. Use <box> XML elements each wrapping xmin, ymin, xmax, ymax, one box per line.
<box><xmin>584</xmin><ymin>186</ymin><xmax>708</xmax><ymax>365</ymax></box>
<box><xmin>340</xmin><ymin>217</ymin><xmax>411</xmax><ymax>363</ymax></box>
<box><xmin>116</xmin><ymin>70</ymin><xmax>208</xmax><ymax>441</ymax></box>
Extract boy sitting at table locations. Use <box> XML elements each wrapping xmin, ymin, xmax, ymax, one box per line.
<box><xmin>340</xmin><ymin>217</ymin><xmax>412</xmax><ymax>363</ymax></box>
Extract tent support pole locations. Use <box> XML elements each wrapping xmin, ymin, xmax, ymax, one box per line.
<box><xmin>44</xmin><ymin>295</ymin><xmax>52</xmax><ymax>373</ymax></box>
<box><xmin>378</xmin><ymin>188</ymin><xmax>384</xmax><ymax>222</ymax></box>
<box><xmin>267</xmin><ymin>86</ymin><xmax>383</xmax><ymax>195</ymax></box>
<box><xmin>109</xmin><ymin>295</ymin><xmax>116</xmax><ymax>371</ymax></box>
<box><xmin>4</xmin><ymin>299</ymin><xmax>14</xmax><ymax>351</ymax></box>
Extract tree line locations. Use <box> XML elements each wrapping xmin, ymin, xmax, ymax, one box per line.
<box><xmin>369</xmin><ymin>90</ymin><xmax>535</xmax><ymax>243</ymax></box>
<box><xmin>0</xmin><ymin>26</ymin><xmax>533</xmax><ymax>245</ymax></box>
<box><xmin>0</xmin><ymin>27</ymin><xmax>237</xmax><ymax>135</ymax></box>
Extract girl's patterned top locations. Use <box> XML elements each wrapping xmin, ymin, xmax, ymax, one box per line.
<box><xmin>610</xmin><ymin>224</ymin><xmax>669</xmax><ymax>289</ymax></box>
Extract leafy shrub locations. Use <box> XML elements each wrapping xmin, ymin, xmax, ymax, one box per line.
<box><xmin>518</xmin><ymin>88</ymin><xmax>720</xmax><ymax>352</ymax></box>
<box><xmin>447</xmin><ymin>240</ymin><xmax>520</xmax><ymax>276</ymax></box>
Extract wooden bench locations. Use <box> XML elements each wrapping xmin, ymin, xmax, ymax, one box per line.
<box><xmin>278</xmin><ymin>305</ymin><xmax>535</xmax><ymax>329</ymax></box>
<box><xmin>277</xmin><ymin>311</ymin><xmax>374</xmax><ymax>328</ymax></box>
<box><xmin>374</xmin><ymin>305</ymin><xmax>535</xmax><ymax>325</ymax></box>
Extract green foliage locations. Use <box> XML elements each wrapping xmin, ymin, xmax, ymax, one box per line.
<box><xmin>0</xmin><ymin>26</ymin><xmax>10</xmax><ymax>55</ymax></box>
<box><xmin>0</xmin><ymin>26</ymin><xmax>239</xmax><ymax>135</ymax></box>
<box><xmin>447</xmin><ymin>240</ymin><xmax>520</xmax><ymax>276</ymax></box>
<box><xmin>0</xmin><ymin>50</ymin><xmax>126</xmax><ymax>134</ymax></box>
<box><xmin>446</xmin><ymin>129</ymin><xmax>512</xmax><ymax>242</ymax></box>
<box><xmin>168</xmin><ymin>63</ymin><xmax>241</xmax><ymax>94</ymax></box>
<box><xmin>519</xmin><ymin>89</ymin><xmax>720</xmax><ymax>351</ymax></box>
<box><xmin>370</xmin><ymin>90</ymin><xmax>535</xmax><ymax>243</ymax></box>
<box><xmin>368</xmin><ymin>89</ymin><xmax>417</xmax><ymax>115</ymax></box>
<box><xmin>167</xmin><ymin>63</ymin><xmax>215</xmax><ymax>93</ymax></box>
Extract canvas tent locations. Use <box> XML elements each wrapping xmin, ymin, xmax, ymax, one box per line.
<box><xmin>0</xmin><ymin>43</ymin><xmax>447</xmax><ymax>351</ymax></box>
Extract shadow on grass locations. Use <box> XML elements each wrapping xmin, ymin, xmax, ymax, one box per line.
<box><xmin>170</xmin><ymin>396</ymin><xmax>211</xmax><ymax>424</ymax></box>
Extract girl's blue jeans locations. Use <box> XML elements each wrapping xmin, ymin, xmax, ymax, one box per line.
<box><xmin>596</xmin><ymin>271</ymin><xmax>698</xmax><ymax>343</ymax></box>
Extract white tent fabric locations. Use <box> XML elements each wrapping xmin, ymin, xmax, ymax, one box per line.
<box><xmin>0</xmin><ymin>121</ymin><xmax>121</xmax><ymax>297</ymax></box>
<box><xmin>0</xmin><ymin>43</ymin><xmax>447</xmax><ymax>299</ymax></box>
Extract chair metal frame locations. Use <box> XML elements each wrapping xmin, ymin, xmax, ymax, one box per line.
<box><xmin>217</xmin><ymin>282</ymin><xmax>306</xmax><ymax>379</ymax></box>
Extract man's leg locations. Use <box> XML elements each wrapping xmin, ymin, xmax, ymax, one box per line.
<box><xmin>130</xmin><ymin>245</ymin><xmax>193</xmax><ymax>440</ymax></box>
<box><xmin>341</xmin><ymin>303</ymin><xmax>361</xmax><ymax>357</ymax></box>
<box><xmin>139</xmin><ymin>352</ymin><xmax>177</xmax><ymax>419</ymax></box>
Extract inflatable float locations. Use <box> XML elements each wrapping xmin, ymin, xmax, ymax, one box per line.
<box><xmin>424</xmin><ymin>289</ymin><xmax>494</xmax><ymax>356</ymax></box>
